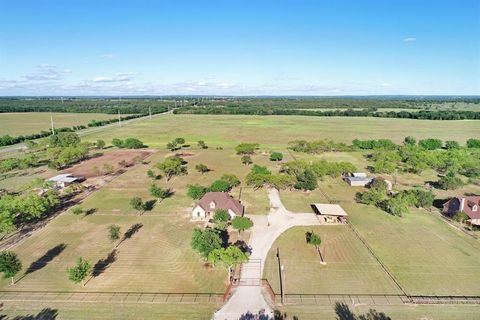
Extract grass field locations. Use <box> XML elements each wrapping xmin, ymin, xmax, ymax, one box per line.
<box><xmin>81</xmin><ymin>114</ymin><xmax>480</xmax><ymax>147</ymax></box>
<box><xmin>0</xmin><ymin>112</ymin><xmax>120</xmax><ymax>136</ymax></box>
<box><xmin>263</xmin><ymin>226</ymin><xmax>401</xmax><ymax>295</ymax></box>
<box><xmin>345</xmin><ymin>203</ymin><xmax>480</xmax><ymax>296</ymax></box>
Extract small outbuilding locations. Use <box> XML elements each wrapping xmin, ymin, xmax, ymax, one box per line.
<box><xmin>48</xmin><ymin>173</ymin><xmax>84</xmax><ymax>189</ymax></box>
<box><xmin>345</xmin><ymin>172</ymin><xmax>373</xmax><ymax>187</ymax></box>
<box><xmin>192</xmin><ymin>192</ymin><xmax>244</xmax><ymax>220</ymax></box>
<box><xmin>311</xmin><ymin>203</ymin><xmax>348</xmax><ymax>223</ymax></box>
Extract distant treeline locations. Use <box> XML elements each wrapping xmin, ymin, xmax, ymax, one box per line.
<box><xmin>175</xmin><ymin>106</ymin><xmax>480</xmax><ymax>120</ymax></box>
<box><xmin>0</xmin><ymin>98</ymin><xmax>173</xmax><ymax>114</ymax></box>
<box><xmin>0</xmin><ymin>113</ymin><xmax>151</xmax><ymax>147</ymax></box>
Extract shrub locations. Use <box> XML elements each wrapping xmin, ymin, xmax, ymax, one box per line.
<box><xmin>419</xmin><ymin>138</ymin><xmax>443</xmax><ymax>150</ymax></box>
<box><xmin>235</xmin><ymin>143</ymin><xmax>259</xmax><ymax>155</ymax></box>
<box><xmin>122</xmin><ymin>138</ymin><xmax>145</xmax><ymax>149</ymax></box>
<box><xmin>187</xmin><ymin>184</ymin><xmax>208</xmax><ymax>199</ymax></box>
<box><xmin>467</xmin><ymin>138</ymin><xmax>480</xmax><ymax>148</ymax></box>
<box><xmin>269</xmin><ymin>152</ymin><xmax>283</xmax><ymax>161</ymax></box>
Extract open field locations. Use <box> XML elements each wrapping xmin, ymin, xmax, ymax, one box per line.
<box><xmin>0</xmin><ymin>301</ymin><xmax>218</xmax><ymax>320</ymax></box>
<box><xmin>345</xmin><ymin>203</ymin><xmax>480</xmax><ymax>296</ymax></box>
<box><xmin>279</xmin><ymin>304</ymin><xmax>480</xmax><ymax>320</ymax></box>
<box><xmin>0</xmin><ymin>213</ymin><xmax>226</xmax><ymax>293</ymax></box>
<box><xmin>81</xmin><ymin>114</ymin><xmax>480</xmax><ymax>147</ymax></box>
<box><xmin>0</xmin><ymin>112</ymin><xmax>120</xmax><ymax>136</ymax></box>
<box><xmin>263</xmin><ymin>226</ymin><xmax>401</xmax><ymax>295</ymax></box>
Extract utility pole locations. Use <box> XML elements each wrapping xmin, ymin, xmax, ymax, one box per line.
<box><xmin>118</xmin><ymin>110</ymin><xmax>121</xmax><ymax>127</ymax></box>
<box><xmin>50</xmin><ymin>115</ymin><xmax>55</xmax><ymax>135</ymax></box>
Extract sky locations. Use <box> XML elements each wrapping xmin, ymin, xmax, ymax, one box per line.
<box><xmin>0</xmin><ymin>0</ymin><xmax>479</xmax><ymax>96</ymax></box>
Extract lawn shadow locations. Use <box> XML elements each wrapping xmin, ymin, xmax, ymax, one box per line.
<box><xmin>23</xmin><ymin>244</ymin><xmax>67</xmax><ymax>277</ymax></box>
<box><xmin>84</xmin><ymin>208</ymin><xmax>97</xmax><ymax>217</ymax></box>
<box><xmin>10</xmin><ymin>308</ymin><xmax>58</xmax><ymax>320</ymax></box>
<box><xmin>117</xmin><ymin>223</ymin><xmax>143</xmax><ymax>247</ymax></box>
<box><xmin>334</xmin><ymin>302</ymin><xmax>391</xmax><ymax>320</ymax></box>
<box><xmin>92</xmin><ymin>249</ymin><xmax>117</xmax><ymax>277</ymax></box>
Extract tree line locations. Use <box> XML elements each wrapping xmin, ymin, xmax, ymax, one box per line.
<box><xmin>175</xmin><ymin>106</ymin><xmax>480</xmax><ymax>120</ymax></box>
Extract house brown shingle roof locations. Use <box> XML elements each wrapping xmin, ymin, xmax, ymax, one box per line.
<box><xmin>443</xmin><ymin>196</ymin><xmax>480</xmax><ymax>220</ymax></box>
<box><xmin>196</xmin><ymin>192</ymin><xmax>244</xmax><ymax>215</ymax></box>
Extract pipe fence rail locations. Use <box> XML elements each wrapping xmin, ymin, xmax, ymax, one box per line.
<box><xmin>0</xmin><ymin>291</ymin><xmax>224</xmax><ymax>305</ymax></box>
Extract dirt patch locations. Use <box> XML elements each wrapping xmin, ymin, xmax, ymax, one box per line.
<box><xmin>60</xmin><ymin>149</ymin><xmax>155</xmax><ymax>178</ymax></box>
<box><xmin>175</xmin><ymin>152</ymin><xmax>195</xmax><ymax>157</ymax></box>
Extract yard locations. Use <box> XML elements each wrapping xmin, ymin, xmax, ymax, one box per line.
<box><xmin>263</xmin><ymin>226</ymin><xmax>401</xmax><ymax>295</ymax></box>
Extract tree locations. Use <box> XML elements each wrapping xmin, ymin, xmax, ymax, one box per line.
<box><xmin>438</xmin><ymin>171</ymin><xmax>464</xmax><ymax>190</ymax></box>
<box><xmin>207</xmin><ymin>246</ymin><xmax>248</xmax><ymax>279</ymax></box>
<box><xmin>467</xmin><ymin>138</ymin><xmax>480</xmax><ymax>148</ymax></box>
<box><xmin>108</xmin><ymin>224</ymin><xmax>121</xmax><ymax>247</ymax></box>
<box><xmin>175</xmin><ymin>137</ymin><xmax>185</xmax><ymax>145</ymax></box>
<box><xmin>156</xmin><ymin>156</ymin><xmax>187</xmax><ymax>181</ymax></box>
<box><xmin>209</xmin><ymin>179</ymin><xmax>231</xmax><ymax>192</ymax></box>
<box><xmin>191</xmin><ymin>228</ymin><xmax>223</xmax><ymax>259</ymax></box>
<box><xmin>452</xmin><ymin>210</ymin><xmax>469</xmax><ymax>223</ymax></box>
<box><xmin>195</xmin><ymin>163</ymin><xmax>210</xmax><ymax>174</ymax></box>
<box><xmin>96</xmin><ymin>139</ymin><xmax>106</xmax><ymax>149</ymax></box>
<box><xmin>66</xmin><ymin>257</ymin><xmax>92</xmax><ymax>286</ymax></box>
<box><xmin>0</xmin><ymin>251</ymin><xmax>22</xmax><ymax>285</ymax></box>
<box><xmin>360</xmin><ymin>179</ymin><xmax>388</xmax><ymax>206</ymax></box>
<box><xmin>294</xmin><ymin>169</ymin><xmax>317</xmax><ymax>191</ymax></box>
<box><xmin>445</xmin><ymin>140</ymin><xmax>460</xmax><ymax>150</ymax></box>
<box><xmin>241</xmin><ymin>155</ymin><xmax>253</xmax><ymax>165</ymax></box>
<box><xmin>419</xmin><ymin>138</ymin><xmax>443</xmax><ymax>150</ymax></box>
<box><xmin>213</xmin><ymin>209</ymin><xmax>230</xmax><ymax>229</ymax></box>
<box><xmin>71</xmin><ymin>206</ymin><xmax>84</xmax><ymax>221</ymax></box>
<box><xmin>403</xmin><ymin>136</ymin><xmax>416</xmax><ymax>146</ymax></box>
<box><xmin>220</xmin><ymin>174</ymin><xmax>241</xmax><ymax>188</ymax></box>
<box><xmin>197</xmin><ymin>140</ymin><xmax>208</xmax><ymax>149</ymax></box>
<box><xmin>111</xmin><ymin>138</ymin><xmax>124</xmax><ymax>148</ymax></box>
<box><xmin>231</xmin><ymin>216</ymin><xmax>253</xmax><ymax>238</ymax></box>
<box><xmin>269</xmin><ymin>174</ymin><xmax>296</xmax><ymax>190</ymax></box>
<box><xmin>235</xmin><ymin>143</ymin><xmax>259</xmax><ymax>155</ymax></box>
<box><xmin>269</xmin><ymin>152</ymin><xmax>283</xmax><ymax>161</ymax></box>
<box><xmin>246</xmin><ymin>165</ymin><xmax>272</xmax><ymax>189</ymax></box>
<box><xmin>408</xmin><ymin>189</ymin><xmax>434</xmax><ymax>208</ymax></box>
<box><xmin>49</xmin><ymin>132</ymin><xmax>81</xmax><ymax>147</ymax></box>
<box><xmin>166</xmin><ymin>141</ymin><xmax>178</xmax><ymax>151</ymax></box>
<box><xmin>149</xmin><ymin>184</ymin><xmax>170</xmax><ymax>200</ymax></box>
<box><xmin>123</xmin><ymin>138</ymin><xmax>145</xmax><ymax>149</ymax></box>
<box><xmin>383</xmin><ymin>194</ymin><xmax>410</xmax><ymax>217</ymax></box>
<box><xmin>306</xmin><ymin>231</ymin><xmax>324</xmax><ymax>264</ymax></box>
<box><xmin>130</xmin><ymin>197</ymin><xmax>143</xmax><ymax>211</ymax></box>
<box><xmin>187</xmin><ymin>184</ymin><xmax>208</xmax><ymax>200</ymax></box>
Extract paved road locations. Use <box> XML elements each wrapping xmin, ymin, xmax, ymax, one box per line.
<box><xmin>0</xmin><ymin>110</ymin><xmax>173</xmax><ymax>155</ymax></box>
<box><xmin>213</xmin><ymin>189</ymin><xmax>321</xmax><ymax>320</ymax></box>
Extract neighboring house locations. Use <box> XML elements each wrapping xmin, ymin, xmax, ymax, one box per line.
<box><xmin>443</xmin><ymin>196</ymin><xmax>480</xmax><ymax>226</ymax></box>
<box><xmin>311</xmin><ymin>203</ymin><xmax>348</xmax><ymax>223</ymax></box>
<box><xmin>48</xmin><ymin>173</ymin><xmax>84</xmax><ymax>189</ymax></box>
<box><xmin>345</xmin><ymin>172</ymin><xmax>373</xmax><ymax>187</ymax></box>
<box><xmin>192</xmin><ymin>192</ymin><xmax>244</xmax><ymax>220</ymax></box>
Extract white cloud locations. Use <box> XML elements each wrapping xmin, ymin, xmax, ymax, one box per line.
<box><xmin>380</xmin><ymin>83</ymin><xmax>392</xmax><ymax>87</ymax></box>
<box><xmin>403</xmin><ymin>37</ymin><xmax>416</xmax><ymax>42</ymax></box>
<box><xmin>99</xmin><ymin>53</ymin><xmax>117</xmax><ymax>59</ymax></box>
<box><xmin>23</xmin><ymin>64</ymin><xmax>71</xmax><ymax>81</ymax></box>
<box><xmin>93</xmin><ymin>72</ymin><xmax>136</xmax><ymax>82</ymax></box>
<box><xmin>216</xmin><ymin>82</ymin><xmax>236</xmax><ymax>89</ymax></box>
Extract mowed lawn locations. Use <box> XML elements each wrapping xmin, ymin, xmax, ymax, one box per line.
<box><xmin>345</xmin><ymin>203</ymin><xmax>480</xmax><ymax>295</ymax></box>
<box><xmin>0</xmin><ymin>112</ymin><xmax>118</xmax><ymax>136</ymax></box>
<box><xmin>263</xmin><ymin>226</ymin><xmax>401</xmax><ymax>295</ymax></box>
<box><xmin>0</xmin><ymin>213</ymin><xmax>226</xmax><ymax>293</ymax></box>
<box><xmin>81</xmin><ymin>114</ymin><xmax>480</xmax><ymax>148</ymax></box>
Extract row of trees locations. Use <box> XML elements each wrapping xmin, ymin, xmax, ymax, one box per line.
<box><xmin>0</xmin><ymin>114</ymin><xmax>147</xmax><ymax>147</ymax></box>
<box><xmin>187</xmin><ymin>174</ymin><xmax>241</xmax><ymax>200</ymax></box>
<box><xmin>111</xmin><ymin>137</ymin><xmax>146</xmax><ymax>149</ymax></box>
<box><xmin>175</xmin><ymin>105</ymin><xmax>480</xmax><ymax>120</ymax></box>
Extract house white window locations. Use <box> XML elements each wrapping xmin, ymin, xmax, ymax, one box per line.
<box><xmin>209</xmin><ymin>201</ymin><xmax>216</xmax><ymax>209</ymax></box>
<box><xmin>473</xmin><ymin>205</ymin><xmax>478</xmax><ymax>212</ymax></box>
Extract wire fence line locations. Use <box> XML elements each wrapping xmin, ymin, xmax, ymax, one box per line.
<box><xmin>0</xmin><ymin>291</ymin><xmax>224</xmax><ymax>305</ymax></box>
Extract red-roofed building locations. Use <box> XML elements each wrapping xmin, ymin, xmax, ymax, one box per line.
<box><xmin>443</xmin><ymin>196</ymin><xmax>480</xmax><ymax>226</ymax></box>
<box><xmin>192</xmin><ymin>192</ymin><xmax>244</xmax><ymax>220</ymax></box>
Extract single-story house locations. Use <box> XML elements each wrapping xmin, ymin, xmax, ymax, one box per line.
<box><xmin>443</xmin><ymin>196</ymin><xmax>480</xmax><ymax>226</ymax></box>
<box><xmin>345</xmin><ymin>172</ymin><xmax>373</xmax><ymax>187</ymax></box>
<box><xmin>311</xmin><ymin>203</ymin><xmax>348</xmax><ymax>223</ymax></box>
<box><xmin>48</xmin><ymin>173</ymin><xmax>84</xmax><ymax>188</ymax></box>
<box><xmin>192</xmin><ymin>192</ymin><xmax>244</xmax><ymax>220</ymax></box>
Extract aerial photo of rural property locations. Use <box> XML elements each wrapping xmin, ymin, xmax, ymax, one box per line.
<box><xmin>0</xmin><ymin>1</ymin><xmax>479</xmax><ymax>319</ymax></box>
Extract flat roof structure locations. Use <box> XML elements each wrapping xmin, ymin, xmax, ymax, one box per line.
<box><xmin>311</xmin><ymin>203</ymin><xmax>348</xmax><ymax>217</ymax></box>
